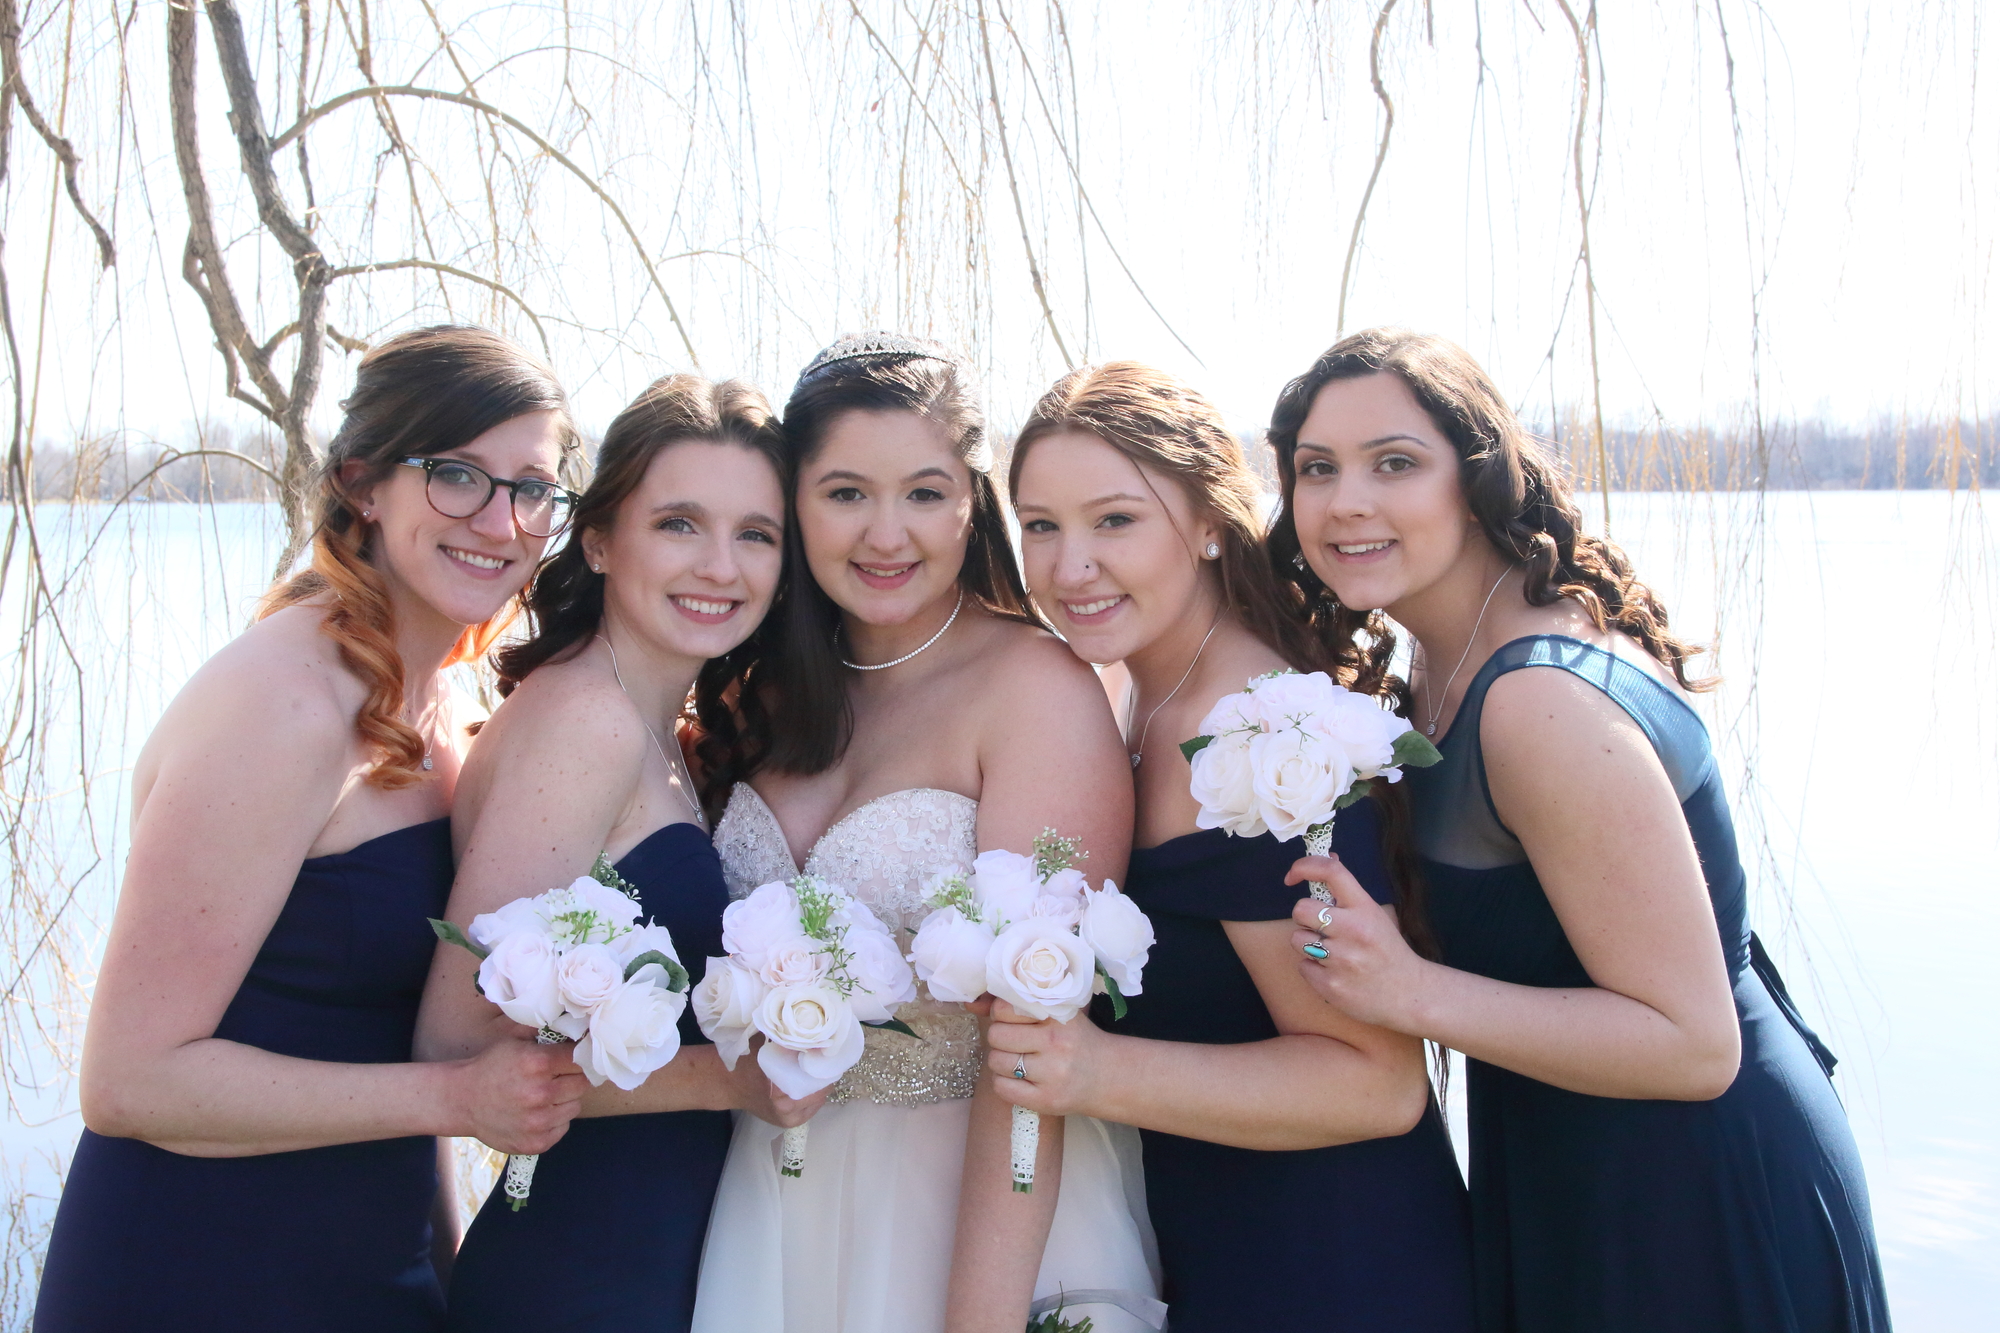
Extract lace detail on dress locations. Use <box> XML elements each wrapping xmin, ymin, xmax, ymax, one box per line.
<box><xmin>712</xmin><ymin>784</ymin><xmax>982</xmax><ymax>1107</ymax></box>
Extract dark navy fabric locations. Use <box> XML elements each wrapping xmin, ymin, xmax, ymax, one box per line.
<box><xmin>35</xmin><ymin>818</ymin><xmax>456</xmax><ymax>1332</ymax></box>
<box><xmin>1107</xmin><ymin>800</ymin><xmax>1477</xmax><ymax>1332</ymax></box>
<box><xmin>1407</xmin><ymin>636</ymin><xmax>1890</xmax><ymax>1333</ymax></box>
<box><xmin>444</xmin><ymin>822</ymin><xmax>731</xmax><ymax>1333</ymax></box>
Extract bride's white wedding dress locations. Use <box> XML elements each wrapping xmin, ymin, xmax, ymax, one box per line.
<box><xmin>691</xmin><ymin>785</ymin><xmax>1162</xmax><ymax>1333</ymax></box>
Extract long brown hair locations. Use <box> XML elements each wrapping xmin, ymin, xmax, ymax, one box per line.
<box><xmin>1010</xmin><ymin>361</ymin><xmax>1438</xmax><ymax>960</ymax></box>
<box><xmin>260</xmin><ymin>325</ymin><xmax>580</xmax><ymax>789</ymax></box>
<box><xmin>495</xmin><ymin>374</ymin><xmax>788</xmax><ymax>815</ymax></box>
<box><xmin>760</xmin><ymin>332</ymin><xmax>1043</xmax><ymax>777</ymax></box>
<box><xmin>1267</xmin><ymin>327</ymin><xmax>1714</xmax><ymax>696</ymax></box>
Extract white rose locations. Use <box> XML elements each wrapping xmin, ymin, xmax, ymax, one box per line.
<box><xmin>1247</xmin><ymin>727</ymin><xmax>1351</xmax><ymax>841</ymax></box>
<box><xmin>552</xmin><ymin>941</ymin><xmax>624</xmax><ymax>1036</ymax></box>
<box><xmin>754</xmin><ymin>982</ymin><xmax>865</xmax><ymax>1098</ymax></box>
<box><xmin>1079</xmin><ymin>881</ymin><xmax>1154</xmax><ymax>996</ymax></box>
<box><xmin>574</xmin><ymin>965</ymin><xmax>687</xmax><ymax>1090</ymax></box>
<box><xmin>908</xmin><ymin>906</ymin><xmax>997</xmax><ymax>1004</ymax></box>
<box><xmin>1194</xmin><ymin>687</ymin><xmax>1265</xmax><ymax>742</ymax></box>
<box><xmin>845</xmin><ymin>924</ymin><xmax>919</xmax><ymax>1022</ymax></box>
<box><xmin>1190</xmin><ymin>733</ymin><xmax>1266</xmax><ymax>837</ymax></box>
<box><xmin>985</xmin><ymin>918</ymin><xmax>1097</xmax><ymax>1022</ymax></box>
<box><xmin>691</xmin><ymin>957</ymin><xmax>767</xmax><ymax>1069</ymax></box>
<box><xmin>613</xmin><ymin>922</ymin><xmax>682</xmax><ymax>968</ymax></box>
<box><xmin>475</xmin><ymin>931</ymin><xmax>566</xmax><ymax>1031</ymax></box>
<box><xmin>1029</xmin><ymin>891</ymin><xmax>1084</xmax><ymax>929</ymax></box>
<box><xmin>1306</xmin><ymin>689</ymin><xmax>1402</xmax><ymax>777</ymax></box>
<box><xmin>466</xmin><ymin>896</ymin><xmax>542</xmax><ymax>951</ymax></box>
<box><xmin>1248</xmin><ymin>669</ymin><xmax>1337</xmax><ymax>730</ymax></box>
<box><xmin>721</xmin><ymin>881</ymin><xmax>802</xmax><ymax>972</ymax></box>
<box><xmin>757</xmin><ymin>935</ymin><xmax>833</xmax><ymax>988</ymax></box>
<box><xmin>968</xmin><ymin>850</ymin><xmax>1043</xmax><ymax>926</ymax></box>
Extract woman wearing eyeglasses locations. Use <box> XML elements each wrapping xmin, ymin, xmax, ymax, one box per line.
<box><xmin>35</xmin><ymin>327</ymin><xmax>591</xmax><ymax>1333</ymax></box>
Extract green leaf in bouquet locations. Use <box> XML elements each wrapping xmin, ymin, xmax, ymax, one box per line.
<box><xmin>1178</xmin><ymin>734</ymin><xmax>1213</xmax><ymax>763</ymax></box>
<box><xmin>1333</xmin><ymin>777</ymin><xmax>1377</xmax><ymax>809</ymax></box>
<box><xmin>429</xmin><ymin>918</ymin><xmax>490</xmax><ymax>960</ymax></box>
<box><xmin>624</xmin><ymin>950</ymin><xmax>689</xmax><ymax>992</ymax></box>
<box><xmin>1391</xmin><ymin>728</ymin><xmax>1444</xmax><ymax>769</ymax></box>
<box><xmin>863</xmin><ymin>1017</ymin><xmax>921</xmax><ymax>1040</ymax></box>
<box><xmin>1097</xmin><ymin>966</ymin><xmax>1129</xmax><ymax>1022</ymax></box>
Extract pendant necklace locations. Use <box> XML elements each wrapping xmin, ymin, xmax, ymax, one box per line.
<box><xmin>840</xmin><ymin>590</ymin><xmax>963</xmax><ymax>671</ymax></box>
<box><xmin>1129</xmin><ymin>612</ymin><xmax>1224</xmax><ymax>770</ymax></box>
<box><xmin>1419</xmin><ymin>568</ymin><xmax>1513</xmax><ymax>738</ymax></box>
<box><xmin>597</xmin><ymin>633</ymin><xmax>708</xmax><ymax>832</ymax></box>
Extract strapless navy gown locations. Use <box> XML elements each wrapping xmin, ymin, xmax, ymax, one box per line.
<box><xmin>1409</xmin><ymin>636</ymin><xmax>1890</xmax><ymax>1332</ymax></box>
<box><xmin>444</xmin><ymin>822</ymin><xmax>731</xmax><ymax>1333</ymax></box>
<box><xmin>1108</xmin><ymin>800</ymin><xmax>1476</xmax><ymax>1332</ymax></box>
<box><xmin>35</xmin><ymin>818</ymin><xmax>455</xmax><ymax>1332</ymax></box>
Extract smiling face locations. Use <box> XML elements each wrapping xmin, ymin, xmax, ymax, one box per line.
<box><xmin>796</xmin><ymin>408</ymin><xmax>975</xmax><ymax>627</ymax></box>
<box><xmin>583</xmin><ymin>439</ymin><xmax>786</xmax><ymax>664</ymax></box>
<box><xmin>1014</xmin><ymin>430</ymin><xmax>1220</xmax><ymax>666</ymax></box>
<box><xmin>354</xmin><ymin>409</ymin><xmax>568</xmax><ymax>629</ymax></box>
<box><xmin>1288</xmin><ymin>371</ymin><xmax>1480</xmax><ymax>614</ymax></box>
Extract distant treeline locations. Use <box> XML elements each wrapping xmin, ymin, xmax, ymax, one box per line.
<box><xmin>9</xmin><ymin>414</ymin><xmax>1994</xmax><ymax>504</ymax></box>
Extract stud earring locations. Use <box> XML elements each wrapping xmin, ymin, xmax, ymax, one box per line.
<box><xmin>1204</xmin><ymin>542</ymin><xmax>1221</xmax><ymax>559</ymax></box>
<box><xmin>1292</xmin><ymin>552</ymin><xmax>1307</xmax><ymax>570</ymax></box>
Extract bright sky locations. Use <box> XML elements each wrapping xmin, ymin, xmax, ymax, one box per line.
<box><xmin>7</xmin><ymin>0</ymin><xmax>1990</xmax><ymax>452</ymax></box>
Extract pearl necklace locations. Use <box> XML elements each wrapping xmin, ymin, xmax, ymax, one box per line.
<box><xmin>840</xmin><ymin>591</ymin><xmax>963</xmax><ymax>671</ymax></box>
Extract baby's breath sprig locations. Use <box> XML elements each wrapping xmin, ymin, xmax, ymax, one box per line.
<box><xmin>589</xmin><ymin>853</ymin><xmax>641</xmax><ymax>899</ymax></box>
<box><xmin>792</xmin><ymin>874</ymin><xmax>860</xmax><ymax>997</ymax></box>
<box><xmin>1030</xmin><ymin>828</ymin><xmax>1086</xmax><ymax>883</ymax></box>
<box><xmin>923</xmin><ymin>871</ymin><xmax>980</xmax><ymax>921</ymax></box>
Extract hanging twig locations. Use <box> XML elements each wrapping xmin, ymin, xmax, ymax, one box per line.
<box><xmin>1337</xmin><ymin>0</ymin><xmax>1400</xmax><ymax>337</ymax></box>
<box><xmin>1553</xmin><ymin>0</ymin><xmax>1611</xmax><ymax>531</ymax></box>
<box><xmin>0</xmin><ymin>0</ymin><xmax>114</xmax><ymax>269</ymax></box>
<box><xmin>973</xmin><ymin>0</ymin><xmax>1073</xmax><ymax>368</ymax></box>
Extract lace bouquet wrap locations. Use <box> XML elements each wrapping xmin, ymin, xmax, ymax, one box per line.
<box><xmin>907</xmin><ymin>831</ymin><xmax>1155</xmax><ymax>1192</ymax></box>
<box><xmin>692</xmin><ymin>873</ymin><xmax>918</xmax><ymax>1177</ymax></box>
<box><xmin>1182</xmin><ymin>670</ymin><xmax>1441</xmax><ymax>901</ymax></box>
<box><xmin>430</xmin><ymin>857</ymin><xmax>690</xmax><ymax>1209</ymax></box>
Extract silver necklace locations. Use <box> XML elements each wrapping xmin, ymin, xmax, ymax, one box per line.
<box><xmin>408</xmin><ymin>684</ymin><xmax>444</xmax><ymax>772</ymax></box>
<box><xmin>596</xmin><ymin>633</ymin><xmax>708</xmax><ymax>832</ymax></box>
<box><xmin>1129</xmin><ymin>612</ymin><xmax>1224</xmax><ymax>770</ymax></box>
<box><xmin>840</xmin><ymin>590</ymin><xmax>963</xmax><ymax>671</ymax></box>
<box><xmin>1419</xmin><ymin>568</ymin><xmax>1513</xmax><ymax>737</ymax></box>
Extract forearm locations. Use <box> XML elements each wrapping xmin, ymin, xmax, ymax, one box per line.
<box><xmin>1401</xmin><ymin>959</ymin><xmax>1740</xmax><ymax>1100</ymax></box>
<box><xmin>1080</xmin><ymin>1029</ymin><xmax>1427</xmax><ymax>1151</ymax></box>
<box><xmin>87</xmin><ymin>1038</ymin><xmax>463</xmax><ymax>1156</ymax></box>
<box><xmin>946</xmin><ymin>1078</ymin><xmax>1062</xmax><ymax>1333</ymax></box>
<box><xmin>578</xmin><ymin>1044</ymin><xmax>736</xmax><ymax>1117</ymax></box>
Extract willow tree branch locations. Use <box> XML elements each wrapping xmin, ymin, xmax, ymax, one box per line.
<box><xmin>331</xmin><ymin>259</ymin><xmax>551</xmax><ymax>357</ymax></box>
<box><xmin>275</xmin><ymin>83</ymin><xmax>701</xmax><ymax>368</ymax></box>
<box><xmin>0</xmin><ymin>0</ymin><xmax>114</xmax><ymax>268</ymax></box>
<box><xmin>1338</xmin><ymin>0</ymin><xmax>1400</xmax><ymax>337</ymax></box>
<box><xmin>1553</xmin><ymin>0</ymin><xmax>1610</xmax><ymax>529</ymax></box>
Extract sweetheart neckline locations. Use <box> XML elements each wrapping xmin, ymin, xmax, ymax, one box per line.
<box><xmin>729</xmin><ymin>783</ymin><xmax>978</xmax><ymax>875</ymax></box>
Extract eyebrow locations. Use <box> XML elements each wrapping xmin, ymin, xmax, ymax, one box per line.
<box><xmin>1295</xmin><ymin>434</ymin><xmax>1430</xmax><ymax>453</ymax></box>
<box><xmin>1015</xmin><ymin>490</ymin><xmax>1150</xmax><ymax>514</ymax></box>
<box><xmin>812</xmin><ymin>465</ymin><xmax>958</xmax><ymax>486</ymax></box>
<box><xmin>441</xmin><ymin>445</ymin><xmax>558</xmax><ymax>481</ymax></box>
<box><xmin>741</xmin><ymin>511</ymin><xmax>783</xmax><ymax>530</ymax></box>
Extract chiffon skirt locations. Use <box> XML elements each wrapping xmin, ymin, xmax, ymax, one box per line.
<box><xmin>690</xmin><ymin>1098</ymin><xmax>1161</xmax><ymax>1333</ymax></box>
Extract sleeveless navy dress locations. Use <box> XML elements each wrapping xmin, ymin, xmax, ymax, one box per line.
<box><xmin>1408</xmin><ymin>636</ymin><xmax>1890</xmax><ymax>1332</ymax></box>
<box><xmin>444</xmin><ymin>822</ymin><xmax>731</xmax><ymax>1333</ymax></box>
<box><xmin>35</xmin><ymin>818</ymin><xmax>456</xmax><ymax>1332</ymax></box>
<box><xmin>1107</xmin><ymin>798</ymin><xmax>1476</xmax><ymax>1331</ymax></box>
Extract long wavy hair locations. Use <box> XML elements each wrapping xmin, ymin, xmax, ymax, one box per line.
<box><xmin>1011</xmin><ymin>361</ymin><xmax>1437</xmax><ymax>960</ymax></box>
<box><xmin>759</xmin><ymin>333</ymin><xmax>1043</xmax><ymax>777</ymax></box>
<box><xmin>495</xmin><ymin>374</ymin><xmax>788</xmax><ymax>816</ymax></box>
<box><xmin>259</xmin><ymin>325</ymin><xmax>580</xmax><ymax>789</ymax></box>
<box><xmin>1266</xmin><ymin>327</ymin><xmax>1714</xmax><ymax>700</ymax></box>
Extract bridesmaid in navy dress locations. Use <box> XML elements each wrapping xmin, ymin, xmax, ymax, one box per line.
<box><xmin>1271</xmin><ymin>328</ymin><xmax>1889</xmax><ymax>1331</ymax></box>
<box><xmin>988</xmin><ymin>363</ymin><xmax>1475</xmax><ymax>1331</ymax></box>
<box><xmin>35</xmin><ymin>327</ymin><xmax>590</xmax><ymax>1331</ymax></box>
<box><xmin>421</xmin><ymin>375</ymin><xmax>816</xmax><ymax>1332</ymax></box>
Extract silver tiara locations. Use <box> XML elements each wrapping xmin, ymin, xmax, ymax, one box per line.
<box><xmin>796</xmin><ymin>331</ymin><xmax>956</xmax><ymax>383</ymax></box>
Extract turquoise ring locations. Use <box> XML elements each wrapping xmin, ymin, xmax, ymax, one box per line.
<box><xmin>1302</xmin><ymin>940</ymin><xmax>1329</xmax><ymax>960</ymax></box>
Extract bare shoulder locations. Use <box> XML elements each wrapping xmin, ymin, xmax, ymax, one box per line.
<box><xmin>470</xmin><ymin>655</ymin><xmax>647</xmax><ymax>772</ymax></box>
<box><xmin>956</xmin><ymin>615</ymin><xmax>1107</xmax><ymax>711</ymax></box>
<box><xmin>154</xmin><ymin>604</ymin><xmax>354</xmax><ymax>758</ymax></box>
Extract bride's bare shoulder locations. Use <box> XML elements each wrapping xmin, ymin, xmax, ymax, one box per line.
<box><xmin>956</xmin><ymin>614</ymin><xmax>1113</xmax><ymax>717</ymax></box>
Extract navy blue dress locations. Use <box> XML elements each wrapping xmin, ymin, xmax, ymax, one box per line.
<box><xmin>1108</xmin><ymin>798</ymin><xmax>1476</xmax><ymax>1332</ymax></box>
<box><xmin>444</xmin><ymin>822</ymin><xmax>732</xmax><ymax>1333</ymax></box>
<box><xmin>35</xmin><ymin>818</ymin><xmax>455</xmax><ymax>1332</ymax></box>
<box><xmin>1408</xmin><ymin>636</ymin><xmax>1890</xmax><ymax>1333</ymax></box>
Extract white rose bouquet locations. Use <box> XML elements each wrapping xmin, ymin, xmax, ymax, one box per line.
<box><xmin>906</xmin><ymin>830</ymin><xmax>1155</xmax><ymax>1193</ymax></box>
<box><xmin>1181</xmin><ymin>670</ymin><xmax>1441</xmax><ymax>900</ymax></box>
<box><xmin>691</xmin><ymin>873</ymin><xmax>917</xmax><ymax>1178</ymax></box>
<box><xmin>430</xmin><ymin>857</ymin><xmax>690</xmax><ymax>1210</ymax></box>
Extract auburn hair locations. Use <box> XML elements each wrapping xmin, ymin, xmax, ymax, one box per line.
<box><xmin>1009</xmin><ymin>361</ymin><xmax>1438</xmax><ymax>961</ymax></box>
<box><xmin>259</xmin><ymin>325</ymin><xmax>580</xmax><ymax>789</ymax></box>
<box><xmin>495</xmin><ymin>374</ymin><xmax>788</xmax><ymax>818</ymax></box>
<box><xmin>1266</xmin><ymin>327</ymin><xmax>1712</xmax><ymax>699</ymax></box>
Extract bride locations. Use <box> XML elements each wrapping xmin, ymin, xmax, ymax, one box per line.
<box><xmin>690</xmin><ymin>334</ymin><xmax>1160</xmax><ymax>1333</ymax></box>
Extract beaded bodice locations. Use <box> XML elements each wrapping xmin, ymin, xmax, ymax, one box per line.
<box><xmin>713</xmin><ymin>784</ymin><xmax>982</xmax><ymax>1107</ymax></box>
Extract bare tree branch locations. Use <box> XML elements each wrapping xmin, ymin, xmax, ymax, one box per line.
<box><xmin>331</xmin><ymin>259</ymin><xmax>551</xmax><ymax>356</ymax></box>
<box><xmin>0</xmin><ymin>0</ymin><xmax>114</xmax><ymax>269</ymax></box>
<box><xmin>1338</xmin><ymin>0</ymin><xmax>1399</xmax><ymax>337</ymax></box>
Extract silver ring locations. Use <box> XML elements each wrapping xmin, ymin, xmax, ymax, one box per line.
<box><xmin>1316</xmin><ymin>906</ymin><xmax>1334</xmax><ymax>928</ymax></box>
<box><xmin>1012</xmin><ymin>1053</ymin><xmax>1028</xmax><ymax>1080</ymax></box>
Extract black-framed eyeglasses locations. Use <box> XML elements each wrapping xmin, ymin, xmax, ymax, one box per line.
<box><xmin>397</xmin><ymin>457</ymin><xmax>580</xmax><ymax>539</ymax></box>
